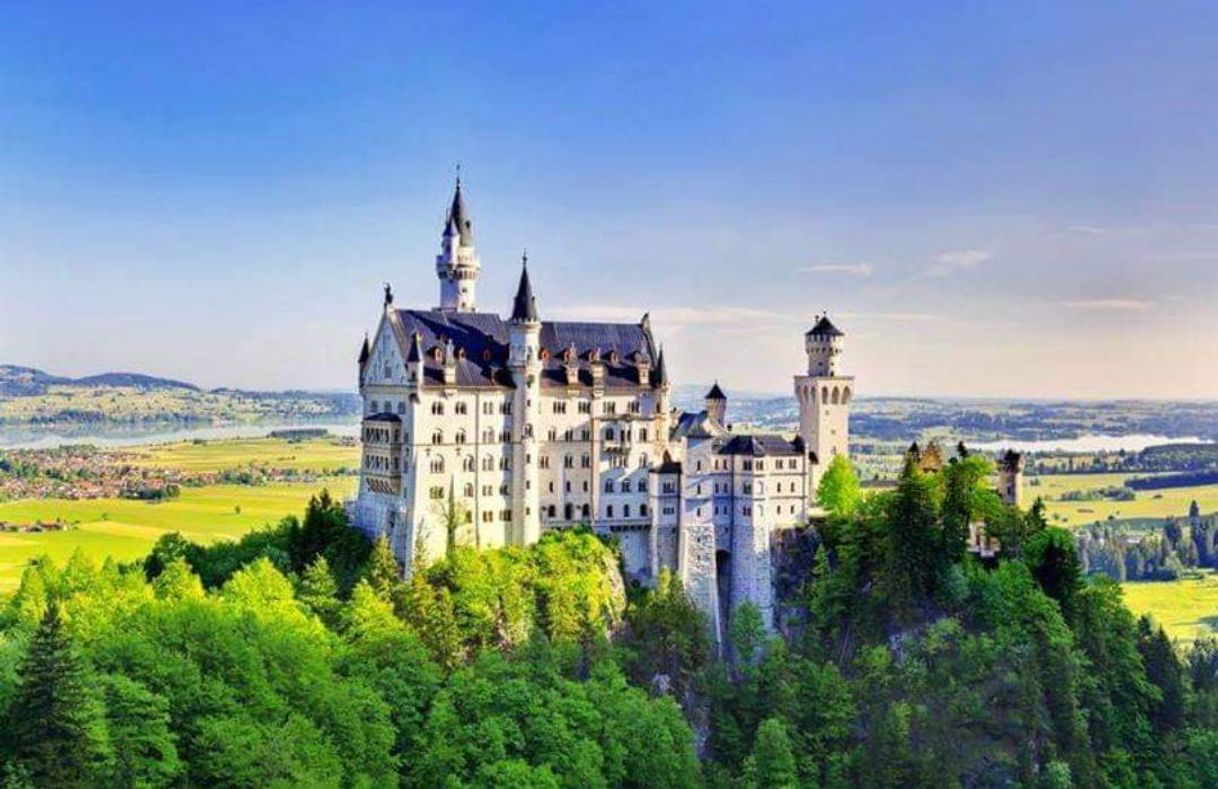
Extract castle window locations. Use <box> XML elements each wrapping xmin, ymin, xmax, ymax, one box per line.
<box><xmin>499</xmin><ymin>457</ymin><xmax>509</xmax><ymax>470</ymax></box>
<box><xmin>606</xmin><ymin>505</ymin><xmax>614</xmax><ymax>519</ymax></box>
<box><xmin>564</xmin><ymin>429</ymin><xmax>573</xmax><ymax>441</ymax></box>
<box><xmin>432</xmin><ymin>431</ymin><xmax>443</xmax><ymax>445</ymax></box>
<box><xmin>482</xmin><ymin>484</ymin><xmax>493</xmax><ymax>496</ymax></box>
<box><xmin>578</xmin><ymin>401</ymin><xmax>591</xmax><ymax>414</ymax></box>
<box><xmin>581</xmin><ymin>455</ymin><xmax>591</xmax><ymax>468</ymax></box>
<box><xmin>501</xmin><ymin>402</ymin><xmax>512</xmax><ymax>415</ymax></box>
<box><xmin>370</xmin><ymin>400</ymin><xmax>379</xmax><ymax>413</ymax></box>
<box><xmin>540</xmin><ymin>456</ymin><xmax>550</xmax><ymax>469</ymax></box>
<box><xmin>455</xmin><ymin>430</ymin><xmax>466</xmax><ymax>445</ymax></box>
<box><xmin>604</xmin><ymin>427</ymin><xmax>615</xmax><ymax>441</ymax></box>
<box><xmin>639</xmin><ymin>479</ymin><xmax>647</xmax><ymax>493</ymax></box>
<box><xmin>663</xmin><ymin>481</ymin><xmax>675</xmax><ymax>494</ymax></box>
<box><xmin>582</xmin><ymin>504</ymin><xmax>591</xmax><ymax>519</ymax></box>
<box><xmin>463</xmin><ymin>456</ymin><xmax>475</xmax><ymax>472</ymax></box>
<box><xmin>464</xmin><ymin>483</ymin><xmax>474</xmax><ymax>497</ymax></box>
<box><xmin>604</xmin><ymin>401</ymin><xmax>617</xmax><ymax>415</ymax></box>
<box><xmin>431</xmin><ymin>402</ymin><xmax>444</xmax><ymax>416</ymax></box>
<box><xmin>629</xmin><ymin>400</ymin><xmax>640</xmax><ymax>414</ymax></box>
<box><xmin>565</xmin><ymin>503</ymin><xmax>574</xmax><ymax>519</ymax></box>
<box><xmin>383</xmin><ymin>363</ymin><xmax>392</xmax><ymax>378</ymax></box>
<box><xmin>483</xmin><ymin>402</ymin><xmax>494</xmax><ymax>415</ymax></box>
<box><xmin>639</xmin><ymin>428</ymin><xmax>648</xmax><ymax>442</ymax></box>
<box><xmin>482</xmin><ymin>511</ymin><xmax>493</xmax><ymax>523</ymax></box>
<box><xmin>500</xmin><ymin>430</ymin><xmax>511</xmax><ymax>442</ymax></box>
<box><xmin>548</xmin><ymin>505</ymin><xmax>557</xmax><ymax>518</ymax></box>
<box><xmin>430</xmin><ymin>458</ymin><xmax>444</xmax><ymax>474</ymax></box>
<box><xmin>604</xmin><ymin>480</ymin><xmax>615</xmax><ymax>493</ymax></box>
<box><xmin>482</xmin><ymin>455</ymin><xmax>493</xmax><ymax>471</ymax></box>
<box><xmin>564</xmin><ymin>455</ymin><xmax>574</xmax><ymax>469</ymax></box>
<box><xmin>548</xmin><ymin>428</ymin><xmax>557</xmax><ymax>441</ymax></box>
<box><xmin>623</xmin><ymin>504</ymin><xmax>631</xmax><ymax>518</ymax></box>
<box><xmin>696</xmin><ymin>460</ymin><xmax>702</xmax><ymax>471</ymax></box>
<box><xmin>552</xmin><ymin>401</ymin><xmax>567</xmax><ymax>414</ymax></box>
<box><xmin>397</xmin><ymin>402</ymin><xmax>406</xmax><ymax>415</ymax></box>
<box><xmin>482</xmin><ymin>429</ymin><xmax>494</xmax><ymax>443</ymax></box>
<box><xmin>456</xmin><ymin>402</ymin><xmax>468</xmax><ymax>415</ymax></box>
<box><xmin>500</xmin><ymin>483</ymin><xmax>509</xmax><ymax>495</ymax></box>
<box><xmin>640</xmin><ymin>503</ymin><xmax>648</xmax><ymax>516</ymax></box>
<box><xmin>621</xmin><ymin>480</ymin><xmax>631</xmax><ymax>493</ymax></box>
<box><xmin>429</xmin><ymin>486</ymin><xmax>444</xmax><ymax>499</ymax></box>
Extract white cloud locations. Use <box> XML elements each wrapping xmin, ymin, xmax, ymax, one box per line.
<box><xmin>547</xmin><ymin>303</ymin><xmax>785</xmax><ymax>327</ymax></box>
<box><xmin>926</xmin><ymin>248</ymin><xmax>991</xmax><ymax>277</ymax></box>
<box><xmin>839</xmin><ymin>311</ymin><xmax>941</xmax><ymax>323</ymax></box>
<box><xmin>799</xmin><ymin>263</ymin><xmax>874</xmax><ymax>276</ymax></box>
<box><xmin>1058</xmin><ymin>299</ymin><xmax>1153</xmax><ymax>311</ymax></box>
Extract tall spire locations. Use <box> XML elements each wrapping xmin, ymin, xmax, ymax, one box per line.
<box><xmin>445</xmin><ymin>169</ymin><xmax>474</xmax><ymax>247</ymax></box>
<box><xmin>510</xmin><ymin>251</ymin><xmax>539</xmax><ymax>323</ymax></box>
<box><xmin>654</xmin><ymin>346</ymin><xmax>668</xmax><ymax>387</ymax></box>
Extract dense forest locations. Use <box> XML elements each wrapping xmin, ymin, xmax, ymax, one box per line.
<box><xmin>1077</xmin><ymin>503</ymin><xmax>1218</xmax><ymax>582</ymax></box>
<box><xmin>1</xmin><ymin>455</ymin><xmax>1217</xmax><ymax>787</ymax></box>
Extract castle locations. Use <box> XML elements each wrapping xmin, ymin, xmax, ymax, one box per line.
<box><xmin>349</xmin><ymin>178</ymin><xmax>853</xmax><ymax>637</ymax></box>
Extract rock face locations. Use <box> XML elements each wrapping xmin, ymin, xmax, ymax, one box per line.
<box><xmin>770</xmin><ymin>525</ymin><xmax>823</xmax><ymax>635</ymax></box>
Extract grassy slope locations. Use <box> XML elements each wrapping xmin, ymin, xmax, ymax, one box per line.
<box><xmin>124</xmin><ymin>437</ymin><xmax>360</xmax><ymax>472</ymax></box>
<box><xmin>0</xmin><ymin>437</ymin><xmax>362</xmax><ymax>590</ymax></box>
<box><xmin>1122</xmin><ymin>572</ymin><xmax>1218</xmax><ymax>644</ymax></box>
<box><xmin>1035</xmin><ymin>472</ymin><xmax>1218</xmax><ymax>528</ymax></box>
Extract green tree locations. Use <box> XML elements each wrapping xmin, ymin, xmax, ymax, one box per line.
<box><xmin>1025</xmin><ymin>528</ymin><xmax>1083</xmax><ymax>622</ymax></box>
<box><xmin>817</xmin><ymin>455</ymin><xmax>862</xmax><ymax>517</ymax></box>
<box><xmin>4</xmin><ymin>604</ymin><xmax>112</xmax><ymax>787</ymax></box>
<box><xmin>298</xmin><ymin>555</ymin><xmax>340</xmax><ymax>628</ymax></box>
<box><xmin>100</xmin><ymin>674</ymin><xmax>182</xmax><ymax>788</ymax></box>
<box><xmin>365</xmin><ymin>534</ymin><xmax>400</xmax><ymax>600</ymax></box>
<box><xmin>747</xmin><ymin>718</ymin><xmax>798</xmax><ymax>789</ymax></box>
<box><xmin>881</xmin><ymin>457</ymin><xmax>942</xmax><ymax>620</ymax></box>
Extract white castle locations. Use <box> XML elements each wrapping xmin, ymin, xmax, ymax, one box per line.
<box><xmin>350</xmin><ymin>178</ymin><xmax>853</xmax><ymax>635</ymax></box>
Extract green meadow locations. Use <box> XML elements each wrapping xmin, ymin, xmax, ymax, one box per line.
<box><xmin>124</xmin><ymin>436</ymin><xmax>360</xmax><ymax>472</ymax></box>
<box><xmin>1034</xmin><ymin>472</ymin><xmax>1218</xmax><ymax>528</ymax></box>
<box><xmin>0</xmin><ymin>476</ymin><xmax>357</xmax><ymax>591</ymax></box>
<box><xmin>1122</xmin><ymin>573</ymin><xmax>1218</xmax><ymax>644</ymax></box>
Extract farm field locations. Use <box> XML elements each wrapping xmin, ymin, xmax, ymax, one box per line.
<box><xmin>124</xmin><ymin>436</ymin><xmax>359</xmax><ymax>473</ymax></box>
<box><xmin>0</xmin><ymin>477</ymin><xmax>356</xmax><ymax>591</ymax></box>
<box><xmin>1122</xmin><ymin>573</ymin><xmax>1218</xmax><ymax>644</ymax></box>
<box><xmin>1033</xmin><ymin>472</ymin><xmax>1218</xmax><ymax>528</ymax></box>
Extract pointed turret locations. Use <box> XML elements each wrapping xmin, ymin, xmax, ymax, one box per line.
<box><xmin>654</xmin><ymin>346</ymin><xmax>669</xmax><ymax>388</ymax></box>
<box><xmin>358</xmin><ymin>334</ymin><xmax>370</xmax><ymax>366</ymax></box>
<box><xmin>705</xmin><ymin>381</ymin><xmax>727</xmax><ymax>427</ymax></box>
<box><xmin>436</xmin><ymin>171</ymin><xmax>481</xmax><ymax>312</ymax></box>
<box><xmin>510</xmin><ymin>253</ymin><xmax>539</xmax><ymax>323</ymax></box>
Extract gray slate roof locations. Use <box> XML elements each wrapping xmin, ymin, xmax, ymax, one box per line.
<box><xmin>715</xmin><ymin>434</ymin><xmax>803</xmax><ymax>457</ymax></box>
<box><xmin>806</xmin><ymin>315</ymin><xmax>844</xmax><ymax>337</ymax></box>
<box><xmin>392</xmin><ymin>309</ymin><xmax>658</xmax><ymax>390</ymax></box>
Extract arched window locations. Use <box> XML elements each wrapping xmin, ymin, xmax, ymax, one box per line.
<box><xmin>431</xmin><ymin>402</ymin><xmax>444</xmax><ymax>416</ymax></box>
<box><xmin>821</xmin><ymin>386</ymin><xmax>829</xmax><ymax>402</ymax></box>
<box><xmin>623</xmin><ymin>504</ymin><xmax>631</xmax><ymax>518</ymax></box>
<box><xmin>432</xmin><ymin>430</ymin><xmax>443</xmax><ymax>445</ymax></box>
<box><xmin>482</xmin><ymin>455</ymin><xmax>493</xmax><ymax>471</ymax></box>
<box><xmin>641</xmin><ymin>503</ymin><xmax>649</xmax><ymax>517</ymax></box>
<box><xmin>482</xmin><ymin>428</ymin><xmax>494</xmax><ymax>443</ymax></box>
<box><xmin>604</xmin><ymin>479</ymin><xmax>615</xmax><ymax>493</ymax></box>
<box><xmin>621</xmin><ymin>479</ymin><xmax>632</xmax><ymax>493</ymax></box>
<box><xmin>831</xmin><ymin>386</ymin><xmax>841</xmax><ymax>405</ymax></box>
<box><xmin>455</xmin><ymin>402</ymin><xmax>468</xmax><ymax>415</ymax></box>
<box><xmin>606</xmin><ymin>504</ymin><xmax>615</xmax><ymax>519</ymax></box>
<box><xmin>581</xmin><ymin>504</ymin><xmax>590</xmax><ymax>519</ymax></box>
<box><xmin>547</xmin><ymin>505</ymin><xmax>557</xmax><ymax>518</ymax></box>
<box><xmin>463</xmin><ymin>483</ymin><xmax>474</xmax><ymax>497</ymax></box>
<box><xmin>455</xmin><ymin>430</ymin><xmax>467</xmax><ymax>445</ymax></box>
<box><xmin>430</xmin><ymin>458</ymin><xmax>444</xmax><ymax>473</ymax></box>
<box><xmin>463</xmin><ymin>456</ymin><xmax>475</xmax><ymax>472</ymax></box>
<box><xmin>565</xmin><ymin>503</ymin><xmax>574</xmax><ymax>519</ymax></box>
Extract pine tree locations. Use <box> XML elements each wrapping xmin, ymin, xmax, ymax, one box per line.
<box><xmin>101</xmin><ymin>674</ymin><xmax>182</xmax><ymax>788</ymax></box>
<box><xmin>365</xmin><ymin>534</ymin><xmax>400</xmax><ymax>600</ymax></box>
<box><xmin>749</xmin><ymin>718</ymin><xmax>798</xmax><ymax>789</ymax></box>
<box><xmin>816</xmin><ymin>455</ymin><xmax>862</xmax><ymax>518</ymax></box>
<box><xmin>5</xmin><ymin>604</ymin><xmax>112</xmax><ymax>787</ymax></box>
<box><xmin>299</xmin><ymin>555</ymin><xmax>340</xmax><ymax>628</ymax></box>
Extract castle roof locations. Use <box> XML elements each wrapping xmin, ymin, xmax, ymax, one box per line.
<box><xmin>715</xmin><ymin>434</ymin><xmax>803</xmax><ymax>457</ymax></box>
<box><xmin>358</xmin><ymin>334</ymin><xmax>370</xmax><ymax>366</ymax></box>
<box><xmin>654</xmin><ymin>347</ymin><xmax>668</xmax><ymax>387</ymax></box>
<box><xmin>444</xmin><ymin>179</ymin><xmax>474</xmax><ymax>246</ymax></box>
<box><xmin>364</xmin><ymin>412</ymin><xmax>401</xmax><ymax>423</ymax></box>
<box><xmin>705</xmin><ymin>382</ymin><xmax>727</xmax><ymax>400</ymax></box>
<box><xmin>389</xmin><ymin>309</ymin><xmax>658</xmax><ymax>390</ymax></box>
<box><xmin>510</xmin><ymin>261</ymin><xmax>539</xmax><ymax>323</ymax></box>
<box><xmin>806</xmin><ymin>315</ymin><xmax>844</xmax><ymax>338</ymax></box>
<box><xmin>671</xmin><ymin>410</ymin><xmax>725</xmax><ymax>440</ymax></box>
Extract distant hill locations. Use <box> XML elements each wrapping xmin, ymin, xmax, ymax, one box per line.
<box><xmin>0</xmin><ymin>364</ymin><xmax>360</xmax><ymax>426</ymax></box>
<box><xmin>0</xmin><ymin>365</ymin><xmax>198</xmax><ymax>396</ymax></box>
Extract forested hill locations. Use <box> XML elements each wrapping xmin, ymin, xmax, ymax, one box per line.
<box><xmin>2</xmin><ymin>457</ymin><xmax>1218</xmax><ymax>786</ymax></box>
<box><xmin>0</xmin><ymin>365</ymin><xmax>360</xmax><ymax>425</ymax></box>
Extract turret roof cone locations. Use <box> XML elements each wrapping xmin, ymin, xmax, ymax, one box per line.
<box><xmin>511</xmin><ymin>256</ymin><xmax>539</xmax><ymax>323</ymax></box>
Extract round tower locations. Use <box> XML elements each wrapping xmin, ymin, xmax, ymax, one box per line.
<box><xmin>794</xmin><ymin>314</ymin><xmax>854</xmax><ymax>503</ymax></box>
<box><xmin>435</xmin><ymin>174</ymin><xmax>481</xmax><ymax>312</ymax></box>
<box><xmin>508</xmin><ymin>254</ymin><xmax>542</xmax><ymax>546</ymax></box>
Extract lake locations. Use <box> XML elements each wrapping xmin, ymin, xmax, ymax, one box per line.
<box><xmin>967</xmin><ymin>434</ymin><xmax>1213</xmax><ymax>454</ymax></box>
<box><xmin>0</xmin><ymin>421</ymin><xmax>360</xmax><ymax>450</ymax></box>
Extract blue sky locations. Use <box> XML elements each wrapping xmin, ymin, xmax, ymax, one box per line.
<box><xmin>2</xmin><ymin>1</ymin><xmax>1216</xmax><ymax>397</ymax></box>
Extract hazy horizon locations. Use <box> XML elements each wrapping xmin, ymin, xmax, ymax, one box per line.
<box><xmin>3</xmin><ymin>3</ymin><xmax>1217</xmax><ymax>399</ymax></box>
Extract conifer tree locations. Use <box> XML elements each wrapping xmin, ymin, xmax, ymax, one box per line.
<box><xmin>299</xmin><ymin>555</ymin><xmax>340</xmax><ymax>628</ymax></box>
<box><xmin>748</xmin><ymin>718</ymin><xmax>798</xmax><ymax>789</ymax></box>
<box><xmin>5</xmin><ymin>604</ymin><xmax>111</xmax><ymax>787</ymax></box>
<box><xmin>817</xmin><ymin>455</ymin><xmax>862</xmax><ymax>518</ymax></box>
<box><xmin>365</xmin><ymin>534</ymin><xmax>400</xmax><ymax>600</ymax></box>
